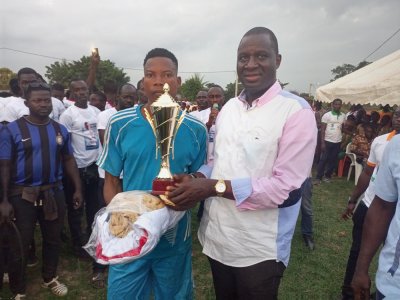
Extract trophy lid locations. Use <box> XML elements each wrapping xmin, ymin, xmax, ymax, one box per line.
<box><xmin>151</xmin><ymin>83</ymin><xmax>179</xmax><ymax>108</ymax></box>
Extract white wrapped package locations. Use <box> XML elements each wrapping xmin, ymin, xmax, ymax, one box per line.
<box><xmin>83</xmin><ymin>191</ymin><xmax>184</xmax><ymax>265</ymax></box>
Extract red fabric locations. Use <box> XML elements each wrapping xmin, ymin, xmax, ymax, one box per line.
<box><xmin>95</xmin><ymin>230</ymin><xmax>148</xmax><ymax>262</ymax></box>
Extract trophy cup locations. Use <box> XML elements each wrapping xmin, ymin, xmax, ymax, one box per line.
<box><xmin>144</xmin><ymin>83</ymin><xmax>185</xmax><ymax>205</ymax></box>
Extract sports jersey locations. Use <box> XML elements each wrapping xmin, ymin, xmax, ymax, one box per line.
<box><xmin>98</xmin><ymin>104</ymin><xmax>207</xmax><ymax>258</ymax></box>
<box><xmin>1</xmin><ymin>117</ymin><xmax>72</xmax><ymax>186</ymax></box>
<box><xmin>59</xmin><ymin>104</ymin><xmax>100</xmax><ymax>168</ymax></box>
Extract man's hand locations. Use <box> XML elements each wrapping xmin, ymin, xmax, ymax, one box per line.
<box><xmin>351</xmin><ymin>271</ymin><xmax>371</xmax><ymax>300</ymax></box>
<box><xmin>91</xmin><ymin>51</ymin><xmax>100</xmax><ymax>66</ymax></box>
<box><xmin>0</xmin><ymin>199</ymin><xmax>14</xmax><ymax>225</ymax></box>
<box><xmin>342</xmin><ymin>202</ymin><xmax>356</xmax><ymax>220</ymax></box>
<box><xmin>72</xmin><ymin>191</ymin><xmax>83</xmax><ymax>209</ymax></box>
<box><xmin>166</xmin><ymin>176</ymin><xmax>215</xmax><ymax>211</ymax></box>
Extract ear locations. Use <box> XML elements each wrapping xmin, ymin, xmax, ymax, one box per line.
<box><xmin>24</xmin><ymin>100</ymin><xmax>29</xmax><ymax>108</ymax></box>
<box><xmin>177</xmin><ymin>76</ymin><xmax>182</xmax><ymax>87</ymax></box>
<box><xmin>276</xmin><ymin>54</ymin><xmax>282</xmax><ymax>69</ymax></box>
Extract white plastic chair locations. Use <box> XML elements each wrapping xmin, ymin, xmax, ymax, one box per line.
<box><xmin>345</xmin><ymin>143</ymin><xmax>363</xmax><ymax>185</ymax></box>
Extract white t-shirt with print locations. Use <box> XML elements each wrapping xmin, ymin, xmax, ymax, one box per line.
<box><xmin>59</xmin><ymin>104</ymin><xmax>101</xmax><ymax>168</ymax></box>
<box><xmin>321</xmin><ymin>111</ymin><xmax>345</xmax><ymax>143</ymax></box>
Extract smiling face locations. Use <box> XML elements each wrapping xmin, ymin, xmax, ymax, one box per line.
<box><xmin>237</xmin><ymin>33</ymin><xmax>281</xmax><ymax>101</ymax></box>
<box><xmin>143</xmin><ymin>57</ymin><xmax>181</xmax><ymax>104</ymax></box>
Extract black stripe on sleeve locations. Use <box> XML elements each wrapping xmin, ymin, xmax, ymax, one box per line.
<box><xmin>39</xmin><ymin>124</ymin><xmax>51</xmax><ymax>184</ymax></box>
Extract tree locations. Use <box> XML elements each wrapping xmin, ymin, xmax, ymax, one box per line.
<box><xmin>331</xmin><ymin>61</ymin><xmax>371</xmax><ymax>81</ymax></box>
<box><xmin>180</xmin><ymin>73</ymin><xmax>208</xmax><ymax>102</ymax></box>
<box><xmin>225</xmin><ymin>81</ymin><xmax>243</xmax><ymax>100</ymax></box>
<box><xmin>45</xmin><ymin>56</ymin><xmax>130</xmax><ymax>90</ymax></box>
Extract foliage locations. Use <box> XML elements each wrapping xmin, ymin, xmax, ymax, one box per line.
<box><xmin>45</xmin><ymin>56</ymin><xmax>130</xmax><ymax>90</ymax></box>
<box><xmin>225</xmin><ymin>81</ymin><xmax>243</xmax><ymax>100</ymax></box>
<box><xmin>180</xmin><ymin>73</ymin><xmax>208</xmax><ymax>101</ymax></box>
<box><xmin>331</xmin><ymin>61</ymin><xmax>371</xmax><ymax>81</ymax></box>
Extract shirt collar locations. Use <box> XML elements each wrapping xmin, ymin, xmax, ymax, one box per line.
<box><xmin>331</xmin><ymin>110</ymin><xmax>340</xmax><ymax>116</ymax></box>
<box><xmin>238</xmin><ymin>81</ymin><xmax>282</xmax><ymax>109</ymax></box>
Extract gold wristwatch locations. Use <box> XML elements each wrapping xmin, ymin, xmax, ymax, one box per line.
<box><xmin>215</xmin><ymin>179</ymin><xmax>226</xmax><ymax>197</ymax></box>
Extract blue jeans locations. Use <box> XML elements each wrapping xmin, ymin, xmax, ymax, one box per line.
<box><xmin>316</xmin><ymin>141</ymin><xmax>341</xmax><ymax>180</ymax></box>
<box><xmin>301</xmin><ymin>178</ymin><xmax>313</xmax><ymax>237</ymax></box>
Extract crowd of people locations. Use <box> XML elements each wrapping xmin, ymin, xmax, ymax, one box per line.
<box><xmin>0</xmin><ymin>26</ymin><xmax>399</xmax><ymax>300</ymax></box>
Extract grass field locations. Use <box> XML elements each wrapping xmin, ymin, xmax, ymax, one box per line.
<box><xmin>0</xmin><ymin>176</ymin><xmax>379</xmax><ymax>299</ymax></box>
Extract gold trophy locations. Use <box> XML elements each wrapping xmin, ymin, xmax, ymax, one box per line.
<box><xmin>144</xmin><ymin>83</ymin><xmax>185</xmax><ymax>205</ymax></box>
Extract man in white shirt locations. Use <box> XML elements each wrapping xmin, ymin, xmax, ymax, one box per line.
<box><xmin>190</xmin><ymin>90</ymin><xmax>211</xmax><ymax>124</ymax></box>
<box><xmin>341</xmin><ymin>108</ymin><xmax>400</xmax><ymax>299</ymax></box>
<box><xmin>59</xmin><ymin>80</ymin><xmax>101</xmax><ymax>263</ymax></box>
<box><xmin>3</xmin><ymin>68</ymin><xmax>65</xmax><ymax>123</ymax></box>
<box><xmin>315</xmin><ymin>98</ymin><xmax>346</xmax><ymax>184</ymax></box>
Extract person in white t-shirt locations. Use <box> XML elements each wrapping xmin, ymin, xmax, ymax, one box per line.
<box><xmin>190</xmin><ymin>90</ymin><xmax>211</xmax><ymax>124</ymax></box>
<box><xmin>3</xmin><ymin>68</ymin><xmax>65</xmax><ymax>123</ymax></box>
<box><xmin>340</xmin><ymin>107</ymin><xmax>400</xmax><ymax>299</ymax></box>
<box><xmin>59</xmin><ymin>80</ymin><xmax>101</xmax><ymax>265</ymax></box>
<box><xmin>315</xmin><ymin>98</ymin><xmax>346</xmax><ymax>184</ymax></box>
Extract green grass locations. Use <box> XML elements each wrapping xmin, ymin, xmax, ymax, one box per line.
<box><xmin>0</xmin><ymin>176</ymin><xmax>378</xmax><ymax>299</ymax></box>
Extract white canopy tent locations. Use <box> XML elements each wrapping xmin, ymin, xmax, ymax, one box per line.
<box><xmin>316</xmin><ymin>49</ymin><xmax>400</xmax><ymax>106</ymax></box>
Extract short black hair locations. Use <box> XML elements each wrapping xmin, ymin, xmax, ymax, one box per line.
<box><xmin>91</xmin><ymin>91</ymin><xmax>107</xmax><ymax>103</ymax></box>
<box><xmin>69</xmin><ymin>78</ymin><xmax>86</xmax><ymax>90</ymax></box>
<box><xmin>118</xmin><ymin>83</ymin><xmax>136</xmax><ymax>95</ymax></box>
<box><xmin>208</xmin><ymin>84</ymin><xmax>224</xmax><ymax>92</ymax></box>
<box><xmin>137</xmin><ymin>79</ymin><xmax>143</xmax><ymax>90</ymax></box>
<box><xmin>17</xmin><ymin>67</ymin><xmax>37</xmax><ymax>80</ymax></box>
<box><xmin>9</xmin><ymin>78</ymin><xmax>21</xmax><ymax>95</ymax></box>
<box><xmin>25</xmin><ymin>82</ymin><xmax>51</xmax><ymax>100</ymax></box>
<box><xmin>242</xmin><ymin>27</ymin><xmax>279</xmax><ymax>54</ymax></box>
<box><xmin>51</xmin><ymin>83</ymin><xmax>65</xmax><ymax>91</ymax></box>
<box><xmin>332</xmin><ymin>98</ymin><xmax>342</xmax><ymax>104</ymax></box>
<box><xmin>143</xmin><ymin>48</ymin><xmax>178</xmax><ymax>70</ymax></box>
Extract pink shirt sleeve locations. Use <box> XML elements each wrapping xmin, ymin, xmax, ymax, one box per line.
<box><xmin>236</xmin><ymin>108</ymin><xmax>317</xmax><ymax>210</ymax></box>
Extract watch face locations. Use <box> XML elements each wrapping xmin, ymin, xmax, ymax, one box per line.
<box><xmin>216</xmin><ymin>181</ymin><xmax>226</xmax><ymax>193</ymax></box>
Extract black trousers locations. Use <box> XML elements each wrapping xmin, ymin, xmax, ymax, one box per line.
<box><xmin>342</xmin><ymin>201</ymin><xmax>368</xmax><ymax>292</ymax></box>
<box><xmin>208</xmin><ymin>257</ymin><xmax>286</xmax><ymax>300</ymax></box>
<box><xmin>64</xmin><ymin>163</ymin><xmax>100</xmax><ymax>248</ymax></box>
<box><xmin>7</xmin><ymin>188</ymin><xmax>66</xmax><ymax>293</ymax></box>
<box><xmin>316</xmin><ymin>141</ymin><xmax>341</xmax><ymax>180</ymax></box>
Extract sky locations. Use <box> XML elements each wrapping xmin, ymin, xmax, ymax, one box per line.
<box><xmin>1</xmin><ymin>0</ymin><xmax>400</xmax><ymax>95</ymax></box>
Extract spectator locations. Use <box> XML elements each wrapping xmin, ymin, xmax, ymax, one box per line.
<box><xmin>377</xmin><ymin>114</ymin><xmax>392</xmax><ymax>136</ymax></box>
<box><xmin>89</xmin><ymin>91</ymin><xmax>107</xmax><ymax>111</ymax></box>
<box><xmin>315</xmin><ymin>98</ymin><xmax>346</xmax><ymax>184</ymax></box>
<box><xmin>349</xmin><ymin>124</ymin><xmax>374</xmax><ymax>164</ymax></box>
<box><xmin>59</xmin><ymin>80</ymin><xmax>101</xmax><ymax>265</ymax></box>
<box><xmin>352</xmin><ymin>132</ymin><xmax>400</xmax><ymax>299</ymax></box>
<box><xmin>341</xmin><ymin>107</ymin><xmax>399</xmax><ymax>299</ymax></box>
<box><xmin>0</xmin><ymin>82</ymin><xmax>82</xmax><ymax>298</ymax></box>
<box><xmin>51</xmin><ymin>83</ymin><xmax>65</xmax><ymax>102</ymax></box>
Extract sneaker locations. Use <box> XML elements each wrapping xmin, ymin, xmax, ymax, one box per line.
<box><xmin>13</xmin><ymin>294</ymin><xmax>26</xmax><ymax>300</ymax></box>
<box><xmin>303</xmin><ymin>235</ymin><xmax>315</xmax><ymax>250</ymax></box>
<box><xmin>27</xmin><ymin>255</ymin><xmax>39</xmax><ymax>267</ymax></box>
<box><xmin>322</xmin><ymin>177</ymin><xmax>331</xmax><ymax>183</ymax></box>
<box><xmin>42</xmin><ymin>276</ymin><xmax>68</xmax><ymax>297</ymax></box>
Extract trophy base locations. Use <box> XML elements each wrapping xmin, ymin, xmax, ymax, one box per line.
<box><xmin>152</xmin><ymin>178</ymin><xmax>176</xmax><ymax>206</ymax></box>
<box><xmin>152</xmin><ymin>178</ymin><xmax>175</xmax><ymax>194</ymax></box>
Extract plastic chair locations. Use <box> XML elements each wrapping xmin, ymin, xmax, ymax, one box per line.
<box><xmin>345</xmin><ymin>143</ymin><xmax>363</xmax><ymax>185</ymax></box>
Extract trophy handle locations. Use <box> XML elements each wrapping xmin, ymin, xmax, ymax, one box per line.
<box><xmin>144</xmin><ymin>107</ymin><xmax>159</xmax><ymax>159</ymax></box>
<box><xmin>171</xmin><ymin>110</ymin><xmax>186</xmax><ymax>160</ymax></box>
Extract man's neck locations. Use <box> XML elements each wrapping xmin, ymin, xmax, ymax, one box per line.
<box><xmin>25</xmin><ymin>115</ymin><xmax>50</xmax><ymax>125</ymax></box>
<box><xmin>75</xmin><ymin>102</ymin><xmax>88</xmax><ymax>109</ymax></box>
